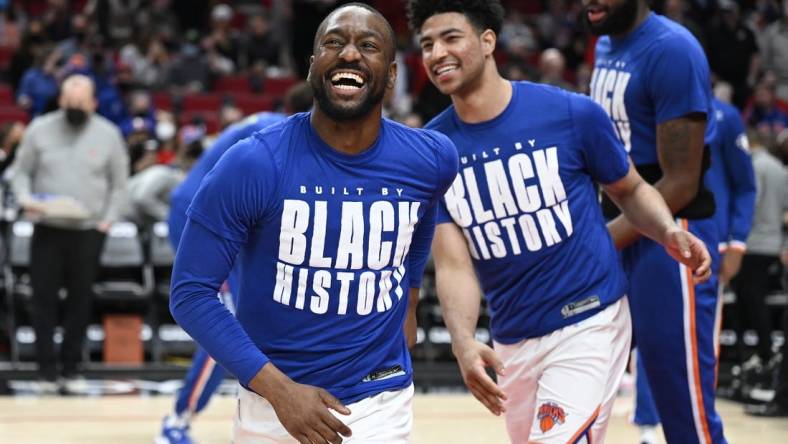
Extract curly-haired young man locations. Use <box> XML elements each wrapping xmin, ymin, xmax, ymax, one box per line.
<box><xmin>407</xmin><ymin>0</ymin><xmax>712</xmax><ymax>442</ymax></box>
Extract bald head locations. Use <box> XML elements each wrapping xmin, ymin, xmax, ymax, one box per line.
<box><xmin>59</xmin><ymin>74</ymin><xmax>97</xmax><ymax>114</ymax></box>
<box><xmin>313</xmin><ymin>3</ymin><xmax>396</xmax><ymax>63</ymax></box>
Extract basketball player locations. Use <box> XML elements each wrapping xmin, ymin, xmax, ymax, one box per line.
<box><xmin>407</xmin><ymin>1</ymin><xmax>711</xmax><ymax>442</ymax></box>
<box><xmin>170</xmin><ymin>4</ymin><xmax>459</xmax><ymax>443</ymax></box>
<box><xmin>157</xmin><ymin>83</ymin><xmax>314</xmax><ymax>444</ymax></box>
<box><xmin>632</xmin><ymin>95</ymin><xmax>757</xmax><ymax>443</ymax></box>
<box><xmin>585</xmin><ymin>0</ymin><xmax>727</xmax><ymax>442</ymax></box>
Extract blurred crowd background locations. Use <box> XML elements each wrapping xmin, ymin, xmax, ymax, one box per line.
<box><xmin>0</xmin><ymin>0</ymin><xmax>784</xmax><ymax>400</ymax></box>
<box><xmin>0</xmin><ymin>0</ymin><xmax>785</xmax><ymax>163</ymax></box>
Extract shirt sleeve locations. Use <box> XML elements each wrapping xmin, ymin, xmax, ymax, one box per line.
<box><xmin>407</xmin><ymin>130</ymin><xmax>459</xmax><ymax>288</ymax></box>
<box><xmin>102</xmin><ymin>126</ymin><xmax>130</xmax><ymax>223</ymax></box>
<box><xmin>170</xmin><ymin>136</ymin><xmax>278</xmax><ymax>385</ymax></box>
<box><xmin>572</xmin><ymin>95</ymin><xmax>630</xmax><ymax>184</ymax></box>
<box><xmin>8</xmin><ymin>118</ymin><xmax>39</xmax><ymax>202</ymax></box>
<box><xmin>720</xmin><ymin>109</ymin><xmax>756</xmax><ymax>249</ymax></box>
<box><xmin>646</xmin><ymin>37</ymin><xmax>711</xmax><ymax>124</ymax></box>
<box><xmin>170</xmin><ymin>218</ymin><xmax>269</xmax><ymax>385</ymax></box>
<box><xmin>187</xmin><ymin>136</ymin><xmax>275</xmax><ymax>243</ymax></box>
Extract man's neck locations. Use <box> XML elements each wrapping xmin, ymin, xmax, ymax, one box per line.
<box><xmin>610</xmin><ymin>3</ymin><xmax>651</xmax><ymax>39</ymax></box>
<box><xmin>310</xmin><ymin>106</ymin><xmax>382</xmax><ymax>155</ymax></box>
<box><xmin>451</xmin><ymin>66</ymin><xmax>512</xmax><ymax>124</ymax></box>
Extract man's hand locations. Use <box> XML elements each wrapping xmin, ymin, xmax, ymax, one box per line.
<box><xmin>97</xmin><ymin>221</ymin><xmax>112</xmax><ymax>233</ymax></box>
<box><xmin>662</xmin><ymin>228</ymin><xmax>712</xmax><ymax>283</ymax></box>
<box><xmin>250</xmin><ymin>363</ymin><xmax>352</xmax><ymax>444</ymax></box>
<box><xmin>719</xmin><ymin>249</ymin><xmax>744</xmax><ymax>285</ymax></box>
<box><xmin>453</xmin><ymin>340</ymin><xmax>507</xmax><ymax>416</ymax></box>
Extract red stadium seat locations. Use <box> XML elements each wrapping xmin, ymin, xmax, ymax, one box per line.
<box><xmin>215</xmin><ymin>74</ymin><xmax>252</xmax><ymax>93</ymax></box>
<box><xmin>232</xmin><ymin>93</ymin><xmax>274</xmax><ymax>115</ymax></box>
<box><xmin>181</xmin><ymin>93</ymin><xmax>222</xmax><ymax>112</ymax></box>
<box><xmin>152</xmin><ymin>92</ymin><xmax>173</xmax><ymax>111</ymax></box>
<box><xmin>0</xmin><ymin>83</ymin><xmax>14</xmax><ymax>106</ymax></box>
<box><xmin>262</xmin><ymin>76</ymin><xmax>298</xmax><ymax>97</ymax></box>
<box><xmin>0</xmin><ymin>106</ymin><xmax>30</xmax><ymax>123</ymax></box>
<box><xmin>0</xmin><ymin>47</ymin><xmax>14</xmax><ymax>71</ymax></box>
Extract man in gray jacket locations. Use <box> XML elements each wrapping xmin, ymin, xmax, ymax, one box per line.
<box><xmin>731</xmin><ymin>129</ymin><xmax>788</xmax><ymax>371</ymax></box>
<box><xmin>10</xmin><ymin>74</ymin><xmax>129</xmax><ymax>382</ymax></box>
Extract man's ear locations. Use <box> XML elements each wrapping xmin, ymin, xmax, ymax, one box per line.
<box><xmin>387</xmin><ymin>61</ymin><xmax>398</xmax><ymax>89</ymax></box>
<box><xmin>480</xmin><ymin>29</ymin><xmax>497</xmax><ymax>57</ymax></box>
<box><xmin>306</xmin><ymin>55</ymin><xmax>315</xmax><ymax>81</ymax></box>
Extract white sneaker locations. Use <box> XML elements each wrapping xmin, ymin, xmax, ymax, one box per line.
<box><xmin>639</xmin><ymin>425</ymin><xmax>658</xmax><ymax>444</ymax></box>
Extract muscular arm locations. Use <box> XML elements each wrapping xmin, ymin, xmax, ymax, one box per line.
<box><xmin>432</xmin><ymin>223</ymin><xmax>482</xmax><ymax>352</ymax></box>
<box><xmin>607</xmin><ymin>113</ymin><xmax>707</xmax><ymax>249</ymax></box>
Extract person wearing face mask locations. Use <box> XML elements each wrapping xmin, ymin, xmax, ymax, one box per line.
<box><xmin>9</xmin><ymin>74</ymin><xmax>129</xmax><ymax>386</ymax></box>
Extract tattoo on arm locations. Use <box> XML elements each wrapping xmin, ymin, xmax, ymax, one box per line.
<box><xmin>657</xmin><ymin>117</ymin><xmax>694</xmax><ymax>172</ymax></box>
<box><xmin>655</xmin><ymin>113</ymin><xmax>706</xmax><ymax>209</ymax></box>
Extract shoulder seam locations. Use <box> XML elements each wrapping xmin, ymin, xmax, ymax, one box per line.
<box><xmin>252</xmin><ymin>133</ymin><xmax>284</xmax><ymax>221</ymax></box>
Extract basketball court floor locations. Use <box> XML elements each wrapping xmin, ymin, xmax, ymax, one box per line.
<box><xmin>1</xmin><ymin>389</ymin><xmax>786</xmax><ymax>443</ymax></box>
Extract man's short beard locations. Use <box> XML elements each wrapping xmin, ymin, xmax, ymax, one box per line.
<box><xmin>310</xmin><ymin>76</ymin><xmax>385</xmax><ymax>122</ymax></box>
<box><xmin>585</xmin><ymin>0</ymin><xmax>640</xmax><ymax>36</ymax></box>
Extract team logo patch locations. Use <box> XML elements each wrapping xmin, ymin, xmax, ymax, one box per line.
<box><xmin>537</xmin><ymin>402</ymin><xmax>567</xmax><ymax>433</ymax></box>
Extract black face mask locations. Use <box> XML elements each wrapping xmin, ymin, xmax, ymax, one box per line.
<box><xmin>65</xmin><ymin>108</ymin><xmax>88</xmax><ymax>127</ymax></box>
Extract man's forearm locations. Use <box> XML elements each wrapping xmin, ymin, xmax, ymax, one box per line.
<box><xmin>608</xmin><ymin>180</ymin><xmax>678</xmax><ymax>249</ymax></box>
<box><xmin>435</xmin><ymin>267</ymin><xmax>482</xmax><ymax>352</ymax></box>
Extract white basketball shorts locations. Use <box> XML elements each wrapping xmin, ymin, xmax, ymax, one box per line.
<box><xmin>494</xmin><ymin>297</ymin><xmax>631</xmax><ymax>443</ymax></box>
<box><xmin>233</xmin><ymin>383</ymin><xmax>414</xmax><ymax>443</ymax></box>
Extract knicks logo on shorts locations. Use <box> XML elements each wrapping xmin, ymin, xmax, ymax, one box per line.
<box><xmin>537</xmin><ymin>402</ymin><xmax>567</xmax><ymax>433</ymax></box>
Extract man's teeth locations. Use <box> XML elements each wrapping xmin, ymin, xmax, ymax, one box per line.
<box><xmin>335</xmin><ymin>84</ymin><xmax>360</xmax><ymax>90</ymax></box>
<box><xmin>436</xmin><ymin>65</ymin><xmax>458</xmax><ymax>75</ymax></box>
<box><xmin>331</xmin><ymin>72</ymin><xmax>364</xmax><ymax>84</ymax></box>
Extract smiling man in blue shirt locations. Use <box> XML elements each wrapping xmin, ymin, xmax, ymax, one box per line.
<box><xmin>170</xmin><ymin>4</ymin><xmax>458</xmax><ymax>443</ymax></box>
<box><xmin>408</xmin><ymin>0</ymin><xmax>711</xmax><ymax>442</ymax></box>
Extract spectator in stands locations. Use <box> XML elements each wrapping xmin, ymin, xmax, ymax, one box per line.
<box><xmin>54</xmin><ymin>13</ymin><xmax>91</xmax><ymax>64</ymax></box>
<box><xmin>664</xmin><ymin>0</ymin><xmax>705</xmax><ymax>47</ymax></box>
<box><xmin>89</xmin><ymin>0</ymin><xmax>141</xmax><ymax>46</ymax></box>
<box><xmin>16</xmin><ymin>45</ymin><xmax>60</xmax><ymax>117</ymax></box>
<box><xmin>118</xmin><ymin>36</ymin><xmax>171</xmax><ymax>90</ymax></box>
<box><xmin>706</xmin><ymin>0</ymin><xmax>760</xmax><ymax>107</ymax></box>
<box><xmin>9</xmin><ymin>74</ymin><xmax>129</xmax><ymax>385</ymax></box>
<box><xmin>241</xmin><ymin>11</ymin><xmax>282</xmax><ymax>72</ymax></box>
<box><xmin>0</xmin><ymin>6</ymin><xmax>22</xmax><ymax>50</ymax></box>
<box><xmin>119</xmin><ymin>90</ymin><xmax>156</xmax><ymax>137</ymax></box>
<box><xmin>8</xmin><ymin>18</ymin><xmax>49</xmax><ymax>92</ymax></box>
<box><xmin>760</xmin><ymin>1</ymin><xmax>788</xmax><ymax>103</ymax></box>
<box><xmin>535</xmin><ymin>0</ymin><xmax>575</xmax><ymax>51</ymax></box>
<box><xmin>91</xmin><ymin>52</ymin><xmax>129</xmax><ymax>126</ymax></box>
<box><xmin>744</xmin><ymin>78</ymin><xmax>788</xmax><ymax>142</ymax></box>
<box><xmin>0</xmin><ymin>120</ymin><xmax>24</xmax><ymax>175</ymax></box>
<box><xmin>136</xmin><ymin>0</ymin><xmax>180</xmax><ymax>37</ymax></box>
<box><xmin>123</xmin><ymin>138</ymin><xmax>201</xmax><ymax>228</ymax></box>
<box><xmin>166</xmin><ymin>32</ymin><xmax>211</xmax><ymax>94</ymax></box>
<box><xmin>730</xmin><ymin>129</ymin><xmax>788</xmax><ymax>371</ymax></box>
<box><xmin>42</xmin><ymin>0</ymin><xmax>72</xmax><ymax>42</ymax></box>
<box><xmin>202</xmin><ymin>3</ymin><xmax>239</xmax><ymax>75</ymax></box>
<box><xmin>538</xmin><ymin>48</ymin><xmax>573</xmax><ymax>91</ymax></box>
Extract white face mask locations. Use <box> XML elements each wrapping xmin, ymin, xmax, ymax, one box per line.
<box><xmin>156</xmin><ymin>120</ymin><xmax>176</xmax><ymax>142</ymax></box>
